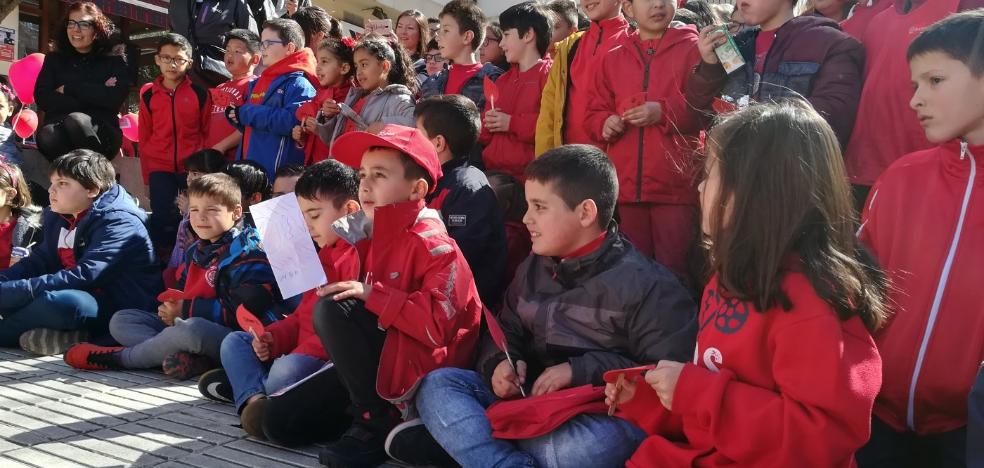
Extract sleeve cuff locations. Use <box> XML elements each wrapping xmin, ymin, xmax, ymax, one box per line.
<box><xmin>366</xmin><ymin>282</ymin><xmax>408</xmax><ymax>329</ymax></box>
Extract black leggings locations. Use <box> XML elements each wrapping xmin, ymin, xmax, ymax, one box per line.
<box><xmin>37</xmin><ymin>112</ymin><xmax>122</xmax><ymax>161</ymax></box>
<box><xmin>313</xmin><ymin>298</ymin><xmax>388</xmax><ymax>410</ymax></box>
<box><xmin>261</xmin><ymin>366</ymin><xmax>352</xmax><ymax>446</ymax></box>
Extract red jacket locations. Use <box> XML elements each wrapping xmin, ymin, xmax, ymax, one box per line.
<box><xmin>138</xmin><ymin>76</ymin><xmax>211</xmax><ymax>182</ymax></box>
<box><xmin>296</xmin><ymin>82</ymin><xmax>352</xmax><ymax>165</ymax></box>
<box><xmin>479</xmin><ymin>59</ymin><xmax>551</xmax><ymax>181</ymax></box>
<box><xmin>843</xmin><ymin>0</ymin><xmax>960</xmax><ymax>185</ymax></box>
<box><xmin>619</xmin><ymin>271</ymin><xmax>881</xmax><ymax>467</ymax></box>
<box><xmin>267</xmin><ymin>240</ymin><xmax>360</xmax><ymax>360</ymax></box>
<box><xmin>839</xmin><ymin>0</ymin><xmax>892</xmax><ymax>40</ymax></box>
<box><xmin>333</xmin><ymin>199</ymin><xmax>482</xmax><ymax>413</ymax></box>
<box><xmin>586</xmin><ymin>28</ymin><xmax>702</xmax><ymax>205</ymax></box>
<box><xmin>564</xmin><ymin>15</ymin><xmax>631</xmax><ymax>147</ymax></box>
<box><xmin>859</xmin><ymin>140</ymin><xmax>984</xmax><ymax>434</ymax></box>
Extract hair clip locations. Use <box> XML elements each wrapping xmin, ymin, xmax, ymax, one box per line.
<box><xmin>341</xmin><ymin>37</ymin><xmax>356</xmax><ymax>48</ymax></box>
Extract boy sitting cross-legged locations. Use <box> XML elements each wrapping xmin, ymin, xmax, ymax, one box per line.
<box><xmin>412</xmin><ymin>144</ymin><xmax>699</xmax><ymax>467</ymax></box>
<box><xmin>311</xmin><ymin>124</ymin><xmax>483</xmax><ymax>467</ymax></box>
<box><xmin>204</xmin><ymin>160</ymin><xmax>362</xmax><ymax>445</ymax></box>
<box><xmin>66</xmin><ymin>174</ymin><xmax>290</xmax><ymax>380</ymax></box>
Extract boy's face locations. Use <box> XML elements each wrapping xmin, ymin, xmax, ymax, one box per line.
<box><xmin>297</xmin><ymin>194</ymin><xmax>353</xmax><ymax>247</ymax></box>
<box><xmin>188</xmin><ymin>194</ymin><xmax>242</xmax><ymax>243</ymax></box>
<box><xmin>425</xmin><ymin>48</ymin><xmax>446</xmax><ymax>76</ymax></box>
<box><xmin>581</xmin><ymin>0</ymin><xmax>622</xmax><ymax>22</ymax></box>
<box><xmin>910</xmin><ymin>51</ymin><xmax>984</xmax><ymax>144</ymax></box>
<box><xmin>499</xmin><ymin>28</ymin><xmax>528</xmax><ymax>64</ymax></box>
<box><xmin>479</xmin><ymin>31</ymin><xmax>504</xmax><ymax>64</ymax></box>
<box><xmin>523</xmin><ymin>178</ymin><xmax>592</xmax><ymax>257</ymax></box>
<box><xmin>550</xmin><ymin>15</ymin><xmax>574</xmax><ymax>44</ymax></box>
<box><xmin>48</xmin><ymin>173</ymin><xmax>99</xmax><ymax>216</ymax></box>
<box><xmin>437</xmin><ymin>15</ymin><xmax>470</xmax><ymax>59</ymax></box>
<box><xmin>272</xmin><ymin>175</ymin><xmax>300</xmax><ymax>198</ymax></box>
<box><xmin>155</xmin><ymin>44</ymin><xmax>192</xmax><ymax>82</ymax></box>
<box><xmin>357</xmin><ymin>149</ymin><xmax>422</xmax><ymax>221</ymax></box>
<box><xmin>224</xmin><ymin>39</ymin><xmax>258</xmax><ymax>77</ymax></box>
<box><xmin>625</xmin><ymin>0</ymin><xmax>675</xmax><ymax>35</ymax></box>
<box><xmin>736</xmin><ymin>0</ymin><xmax>786</xmax><ymax>28</ymax></box>
<box><xmin>260</xmin><ymin>28</ymin><xmax>295</xmax><ymax>67</ymax></box>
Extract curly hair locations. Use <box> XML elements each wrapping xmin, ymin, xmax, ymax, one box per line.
<box><xmin>54</xmin><ymin>2</ymin><xmax>115</xmax><ymax>55</ymax></box>
<box><xmin>354</xmin><ymin>34</ymin><xmax>417</xmax><ymax>93</ymax></box>
<box><xmin>318</xmin><ymin>36</ymin><xmax>356</xmax><ymax>78</ymax></box>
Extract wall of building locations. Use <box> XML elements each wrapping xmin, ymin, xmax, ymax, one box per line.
<box><xmin>0</xmin><ymin>5</ymin><xmax>20</xmax><ymax>75</ymax></box>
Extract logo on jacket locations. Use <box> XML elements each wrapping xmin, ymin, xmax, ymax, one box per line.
<box><xmin>703</xmin><ymin>347</ymin><xmax>723</xmax><ymax>372</ymax></box>
<box><xmin>700</xmin><ymin>288</ymin><xmax>749</xmax><ymax>335</ymax></box>
<box><xmin>206</xmin><ymin>264</ymin><xmax>218</xmax><ymax>287</ymax></box>
<box><xmin>448</xmin><ymin>214</ymin><xmax>467</xmax><ymax>227</ymax></box>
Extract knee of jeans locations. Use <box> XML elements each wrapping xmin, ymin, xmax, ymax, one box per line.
<box><xmin>533</xmin><ymin>416</ymin><xmax>645</xmax><ymax>468</ymax></box>
<box><xmin>220</xmin><ymin>331</ymin><xmax>254</xmax><ymax>359</ymax></box>
<box><xmin>418</xmin><ymin>368</ymin><xmax>475</xmax><ymax>412</ymax></box>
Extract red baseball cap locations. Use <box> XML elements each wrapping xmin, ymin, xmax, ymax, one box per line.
<box><xmin>331</xmin><ymin>124</ymin><xmax>443</xmax><ymax>193</ymax></box>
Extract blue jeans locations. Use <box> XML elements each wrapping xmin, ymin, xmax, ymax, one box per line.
<box><xmin>221</xmin><ymin>331</ymin><xmax>327</xmax><ymax>412</ymax></box>
<box><xmin>417</xmin><ymin>367</ymin><xmax>646</xmax><ymax>468</ymax></box>
<box><xmin>0</xmin><ymin>290</ymin><xmax>96</xmax><ymax>346</ymax></box>
<box><xmin>109</xmin><ymin>309</ymin><xmax>231</xmax><ymax>369</ymax></box>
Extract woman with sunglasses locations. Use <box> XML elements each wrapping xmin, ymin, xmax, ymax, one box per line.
<box><xmin>34</xmin><ymin>2</ymin><xmax>129</xmax><ymax>162</ymax></box>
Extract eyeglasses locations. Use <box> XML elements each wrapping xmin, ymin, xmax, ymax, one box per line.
<box><xmin>157</xmin><ymin>54</ymin><xmax>190</xmax><ymax>67</ymax></box>
<box><xmin>260</xmin><ymin>39</ymin><xmax>288</xmax><ymax>50</ymax></box>
<box><xmin>482</xmin><ymin>38</ymin><xmax>500</xmax><ymax>48</ymax></box>
<box><xmin>66</xmin><ymin>20</ymin><xmax>94</xmax><ymax>31</ymax></box>
<box><xmin>424</xmin><ymin>53</ymin><xmax>447</xmax><ymax>63</ymax></box>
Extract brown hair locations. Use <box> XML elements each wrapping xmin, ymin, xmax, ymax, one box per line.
<box><xmin>187</xmin><ymin>173</ymin><xmax>242</xmax><ymax>210</ymax></box>
<box><xmin>0</xmin><ymin>161</ymin><xmax>32</xmax><ymax>209</ymax></box>
<box><xmin>704</xmin><ymin>100</ymin><xmax>888</xmax><ymax>331</ymax></box>
<box><xmin>397</xmin><ymin>9</ymin><xmax>431</xmax><ymax>58</ymax></box>
<box><xmin>55</xmin><ymin>2</ymin><xmax>115</xmax><ymax>54</ymax></box>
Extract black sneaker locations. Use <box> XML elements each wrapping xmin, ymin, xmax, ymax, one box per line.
<box><xmin>319</xmin><ymin>423</ymin><xmax>389</xmax><ymax>468</ymax></box>
<box><xmin>385</xmin><ymin>418</ymin><xmax>458</xmax><ymax>467</ymax></box>
<box><xmin>198</xmin><ymin>369</ymin><xmax>234</xmax><ymax>403</ymax></box>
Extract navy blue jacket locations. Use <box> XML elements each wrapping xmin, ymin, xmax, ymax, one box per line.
<box><xmin>0</xmin><ymin>184</ymin><xmax>162</xmax><ymax>325</ymax></box>
<box><xmin>420</xmin><ymin>63</ymin><xmax>504</xmax><ymax>113</ymax></box>
<box><xmin>970</xmin><ymin>366</ymin><xmax>984</xmax><ymax>465</ymax></box>
<box><xmin>425</xmin><ymin>157</ymin><xmax>507</xmax><ymax>306</ymax></box>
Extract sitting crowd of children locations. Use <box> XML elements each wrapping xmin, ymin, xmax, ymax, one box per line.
<box><xmin>0</xmin><ymin>0</ymin><xmax>982</xmax><ymax>467</ymax></box>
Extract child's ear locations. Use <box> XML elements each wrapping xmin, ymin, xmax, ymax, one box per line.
<box><xmin>233</xmin><ymin>204</ymin><xmax>244</xmax><ymax>220</ymax></box>
<box><xmin>250</xmin><ymin>54</ymin><xmax>261</xmax><ymax>66</ymax></box>
<box><xmin>521</xmin><ymin>30</ymin><xmax>535</xmax><ymax>45</ymax></box>
<box><xmin>463</xmin><ymin>30</ymin><xmax>475</xmax><ymax>48</ymax></box>
<box><xmin>287</xmin><ymin>42</ymin><xmax>298</xmax><ymax>54</ymax></box>
<box><xmin>381</xmin><ymin>59</ymin><xmax>393</xmax><ymax>74</ymax></box>
<box><xmin>577</xmin><ymin>199</ymin><xmax>599</xmax><ymax>228</ymax></box>
<box><xmin>409</xmin><ymin>178</ymin><xmax>429</xmax><ymax>201</ymax></box>
<box><xmin>431</xmin><ymin>134</ymin><xmax>448</xmax><ymax>154</ymax></box>
<box><xmin>340</xmin><ymin>62</ymin><xmax>352</xmax><ymax>76</ymax></box>
<box><xmin>86</xmin><ymin>187</ymin><xmax>100</xmax><ymax>200</ymax></box>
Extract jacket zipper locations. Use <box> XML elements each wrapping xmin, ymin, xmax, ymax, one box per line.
<box><xmin>594</xmin><ymin>24</ymin><xmax>604</xmax><ymax>54</ymax></box>
<box><xmin>631</xmin><ymin>40</ymin><xmax>661</xmax><ymax>202</ymax></box>
<box><xmin>170</xmin><ymin>90</ymin><xmax>179</xmax><ymax>172</ymax></box>
<box><xmin>905</xmin><ymin>141</ymin><xmax>976</xmax><ymax>430</ymax></box>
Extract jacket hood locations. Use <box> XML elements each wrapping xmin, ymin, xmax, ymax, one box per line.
<box><xmin>89</xmin><ymin>184</ymin><xmax>147</xmax><ymax>223</ymax></box>
<box><xmin>737</xmin><ymin>14</ymin><xmax>844</xmax><ymax>44</ymax></box>
<box><xmin>622</xmin><ymin>25</ymin><xmax>698</xmax><ymax>59</ymax></box>
<box><xmin>261</xmin><ymin>48</ymin><xmax>318</xmax><ymax>87</ymax></box>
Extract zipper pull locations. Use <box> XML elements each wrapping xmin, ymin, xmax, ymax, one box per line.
<box><xmin>961</xmin><ymin>140</ymin><xmax>968</xmax><ymax>160</ymax></box>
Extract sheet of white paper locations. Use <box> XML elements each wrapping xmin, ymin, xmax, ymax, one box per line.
<box><xmin>251</xmin><ymin>194</ymin><xmax>326</xmax><ymax>299</ymax></box>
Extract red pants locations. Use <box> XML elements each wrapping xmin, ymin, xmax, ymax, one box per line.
<box><xmin>617</xmin><ymin>202</ymin><xmax>697</xmax><ymax>277</ymax></box>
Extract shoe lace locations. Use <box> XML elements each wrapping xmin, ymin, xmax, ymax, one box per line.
<box><xmin>86</xmin><ymin>349</ymin><xmax>120</xmax><ymax>369</ymax></box>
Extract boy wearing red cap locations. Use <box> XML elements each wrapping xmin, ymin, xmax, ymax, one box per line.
<box><xmin>312</xmin><ymin>124</ymin><xmax>483</xmax><ymax>467</ymax></box>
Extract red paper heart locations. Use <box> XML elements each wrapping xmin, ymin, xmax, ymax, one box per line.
<box><xmin>483</xmin><ymin>76</ymin><xmax>499</xmax><ymax>110</ymax></box>
<box><xmin>156</xmin><ymin>288</ymin><xmax>184</xmax><ymax>303</ymax></box>
<box><xmin>236</xmin><ymin>305</ymin><xmax>265</xmax><ymax>336</ymax></box>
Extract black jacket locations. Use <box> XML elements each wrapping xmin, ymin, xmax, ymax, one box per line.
<box><xmin>169</xmin><ymin>0</ymin><xmax>257</xmax><ymax>86</ymax></box>
<box><xmin>425</xmin><ymin>157</ymin><xmax>507</xmax><ymax>307</ymax></box>
<box><xmin>479</xmin><ymin>225</ymin><xmax>698</xmax><ymax>387</ymax></box>
<box><xmin>35</xmin><ymin>48</ymin><xmax>130</xmax><ymax>129</ymax></box>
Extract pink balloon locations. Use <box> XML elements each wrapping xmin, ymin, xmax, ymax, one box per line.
<box><xmin>12</xmin><ymin>109</ymin><xmax>38</xmax><ymax>139</ymax></box>
<box><xmin>119</xmin><ymin>113</ymin><xmax>139</xmax><ymax>142</ymax></box>
<box><xmin>8</xmin><ymin>54</ymin><xmax>45</xmax><ymax>105</ymax></box>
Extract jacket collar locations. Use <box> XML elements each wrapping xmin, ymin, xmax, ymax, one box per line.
<box><xmin>942</xmin><ymin>140</ymin><xmax>984</xmax><ymax>184</ymax></box>
<box><xmin>543</xmin><ymin>222</ymin><xmax>624</xmax><ymax>286</ymax></box>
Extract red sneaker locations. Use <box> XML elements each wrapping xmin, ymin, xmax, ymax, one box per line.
<box><xmin>64</xmin><ymin>343</ymin><xmax>124</xmax><ymax>370</ymax></box>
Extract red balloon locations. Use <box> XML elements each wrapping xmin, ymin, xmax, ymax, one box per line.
<box><xmin>119</xmin><ymin>113</ymin><xmax>139</xmax><ymax>142</ymax></box>
<box><xmin>12</xmin><ymin>109</ymin><xmax>37</xmax><ymax>139</ymax></box>
<box><xmin>8</xmin><ymin>54</ymin><xmax>45</xmax><ymax>105</ymax></box>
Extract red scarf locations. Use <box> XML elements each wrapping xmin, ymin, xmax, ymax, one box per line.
<box><xmin>240</xmin><ymin>48</ymin><xmax>318</xmax><ymax>156</ymax></box>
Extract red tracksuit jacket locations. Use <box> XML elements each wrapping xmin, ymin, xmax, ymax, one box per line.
<box><xmin>618</xmin><ymin>271</ymin><xmax>881</xmax><ymax>467</ymax></box>
<box><xmin>333</xmin><ymin>199</ymin><xmax>482</xmax><ymax>414</ymax></box>
<box><xmin>479</xmin><ymin>59</ymin><xmax>551</xmax><ymax>181</ymax></box>
<box><xmin>267</xmin><ymin>240</ymin><xmax>360</xmax><ymax>360</ymax></box>
<box><xmin>138</xmin><ymin>76</ymin><xmax>211</xmax><ymax>182</ymax></box>
<box><xmin>564</xmin><ymin>15</ymin><xmax>631</xmax><ymax>147</ymax></box>
<box><xmin>296</xmin><ymin>82</ymin><xmax>351</xmax><ymax>165</ymax></box>
<box><xmin>859</xmin><ymin>140</ymin><xmax>984</xmax><ymax>434</ymax></box>
<box><xmin>586</xmin><ymin>28</ymin><xmax>702</xmax><ymax>205</ymax></box>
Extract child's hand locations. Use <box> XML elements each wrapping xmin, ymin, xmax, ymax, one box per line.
<box><xmin>485</xmin><ymin>110</ymin><xmax>512</xmax><ymax>133</ymax></box>
<box><xmin>318</xmin><ymin>281</ymin><xmax>371</xmax><ymax>301</ymax></box>
<box><xmin>492</xmin><ymin>359</ymin><xmax>527</xmax><ymax>399</ymax></box>
<box><xmin>105</xmin><ymin>77</ymin><xmax>117</xmax><ymax>87</ymax></box>
<box><xmin>226</xmin><ymin>105</ymin><xmax>241</xmax><ymax>125</ymax></box>
<box><xmin>602</xmin><ymin>115</ymin><xmax>626</xmax><ymax>141</ymax></box>
<box><xmin>292</xmin><ymin>125</ymin><xmax>305</xmax><ymax>143</ymax></box>
<box><xmin>322</xmin><ymin>100</ymin><xmax>341</xmax><ymax>118</ymax></box>
<box><xmin>531</xmin><ymin>362</ymin><xmax>572</xmax><ymax>396</ymax></box>
<box><xmin>157</xmin><ymin>300</ymin><xmax>183</xmax><ymax>326</ymax></box>
<box><xmin>302</xmin><ymin>116</ymin><xmax>318</xmax><ymax>132</ymax></box>
<box><xmin>645</xmin><ymin>360</ymin><xmax>685</xmax><ymax>410</ymax></box>
<box><xmin>604</xmin><ymin>376</ymin><xmax>638</xmax><ymax>407</ymax></box>
<box><xmin>176</xmin><ymin>192</ymin><xmax>189</xmax><ymax>217</ymax></box>
<box><xmin>623</xmin><ymin>102</ymin><xmax>663</xmax><ymax>127</ymax></box>
<box><xmin>252</xmin><ymin>332</ymin><xmax>273</xmax><ymax>361</ymax></box>
<box><xmin>697</xmin><ymin>25</ymin><xmax>727</xmax><ymax>65</ymax></box>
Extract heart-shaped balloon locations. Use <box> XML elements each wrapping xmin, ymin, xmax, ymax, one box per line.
<box><xmin>8</xmin><ymin>54</ymin><xmax>44</xmax><ymax>105</ymax></box>
<box><xmin>119</xmin><ymin>113</ymin><xmax>139</xmax><ymax>142</ymax></box>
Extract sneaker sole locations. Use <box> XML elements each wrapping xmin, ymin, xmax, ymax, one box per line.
<box><xmin>20</xmin><ymin>329</ymin><xmax>89</xmax><ymax>356</ymax></box>
<box><xmin>198</xmin><ymin>370</ymin><xmax>234</xmax><ymax>403</ymax></box>
<box><xmin>384</xmin><ymin>418</ymin><xmax>426</xmax><ymax>464</ymax></box>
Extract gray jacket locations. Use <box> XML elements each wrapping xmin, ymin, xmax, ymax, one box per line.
<box><xmin>315</xmin><ymin>84</ymin><xmax>416</xmax><ymax>148</ymax></box>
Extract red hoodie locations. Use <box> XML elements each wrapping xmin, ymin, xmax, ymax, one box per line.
<box><xmin>859</xmin><ymin>140</ymin><xmax>984</xmax><ymax>434</ymax></box>
<box><xmin>206</xmin><ymin>75</ymin><xmax>254</xmax><ymax>160</ymax></box>
<box><xmin>586</xmin><ymin>28</ymin><xmax>702</xmax><ymax>205</ymax></box>
<box><xmin>138</xmin><ymin>76</ymin><xmax>211</xmax><ymax>182</ymax></box>
<box><xmin>479</xmin><ymin>59</ymin><xmax>551</xmax><ymax>181</ymax></box>
<box><xmin>564</xmin><ymin>15</ymin><xmax>631</xmax><ymax>147</ymax></box>
<box><xmin>618</xmin><ymin>271</ymin><xmax>881</xmax><ymax>467</ymax></box>
<box><xmin>240</xmin><ymin>49</ymin><xmax>318</xmax><ymax>157</ymax></box>
<box><xmin>843</xmin><ymin>0</ymin><xmax>960</xmax><ymax>186</ymax></box>
<box><xmin>296</xmin><ymin>82</ymin><xmax>352</xmax><ymax>165</ymax></box>
<box><xmin>840</xmin><ymin>0</ymin><xmax>892</xmax><ymax>40</ymax></box>
<box><xmin>266</xmin><ymin>240</ymin><xmax>360</xmax><ymax>360</ymax></box>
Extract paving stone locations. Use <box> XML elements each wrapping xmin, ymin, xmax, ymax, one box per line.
<box><xmin>200</xmin><ymin>446</ymin><xmax>298</xmax><ymax>468</ymax></box>
<box><xmin>226</xmin><ymin>439</ymin><xmax>320</xmax><ymax>466</ymax></box>
<box><xmin>24</xmin><ymin>377</ymin><xmax>98</xmax><ymax>398</ymax></box>
<box><xmin>0</xmin><ymin>456</ymin><xmax>36</xmax><ymax>467</ymax></box>
<box><xmin>129</xmin><ymin>385</ymin><xmax>202</xmax><ymax>404</ymax></box>
<box><xmin>194</xmin><ymin>402</ymin><xmax>238</xmax><ymax>417</ymax></box>
<box><xmin>4</xmin><ymin>446</ymin><xmax>79</xmax><ymax>468</ymax></box>
<box><xmin>86</xmin><ymin>428</ymin><xmax>196</xmax><ymax>461</ymax></box>
<box><xmin>151</xmin><ymin>462</ymin><xmax>198</xmax><ymax>468</ymax></box>
<box><xmin>110</xmin><ymin>423</ymin><xmax>210</xmax><ymax>453</ymax></box>
<box><xmin>12</xmin><ymin>406</ymin><xmax>101</xmax><ymax>433</ymax></box>
<box><xmin>173</xmin><ymin>453</ymin><xmax>250</xmax><ymax>468</ymax></box>
<box><xmin>160</xmin><ymin>409</ymin><xmax>243</xmax><ymax>438</ymax></box>
<box><xmin>28</xmin><ymin>441</ymin><xmax>129</xmax><ymax>467</ymax></box>
<box><xmin>0</xmin><ymin>420</ymin><xmax>53</xmax><ymax>446</ymax></box>
<box><xmin>36</xmin><ymin>401</ymin><xmax>127</xmax><ymax>428</ymax></box>
<box><xmin>7</xmin><ymin>380</ymin><xmax>82</xmax><ymax>402</ymax></box>
<box><xmin>65</xmin><ymin>434</ymin><xmax>164</xmax><ymax>465</ymax></box>
<box><xmin>133</xmin><ymin>418</ymin><xmax>235</xmax><ymax>446</ymax></box>
<box><xmin>0</xmin><ymin>408</ymin><xmax>77</xmax><ymax>439</ymax></box>
<box><xmin>86</xmin><ymin>392</ymin><xmax>169</xmax><ymax>416</ymax></box>
<box><xmin>50</xmin><ymin>396</ymin><xmax>148</xmax><ymax>423</ymax></box>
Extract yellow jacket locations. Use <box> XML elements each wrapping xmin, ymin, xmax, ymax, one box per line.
<box><xmin>534</xmin><ymin>31</ymin><xmax>585</xmax><ymax>157</ymax></box>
